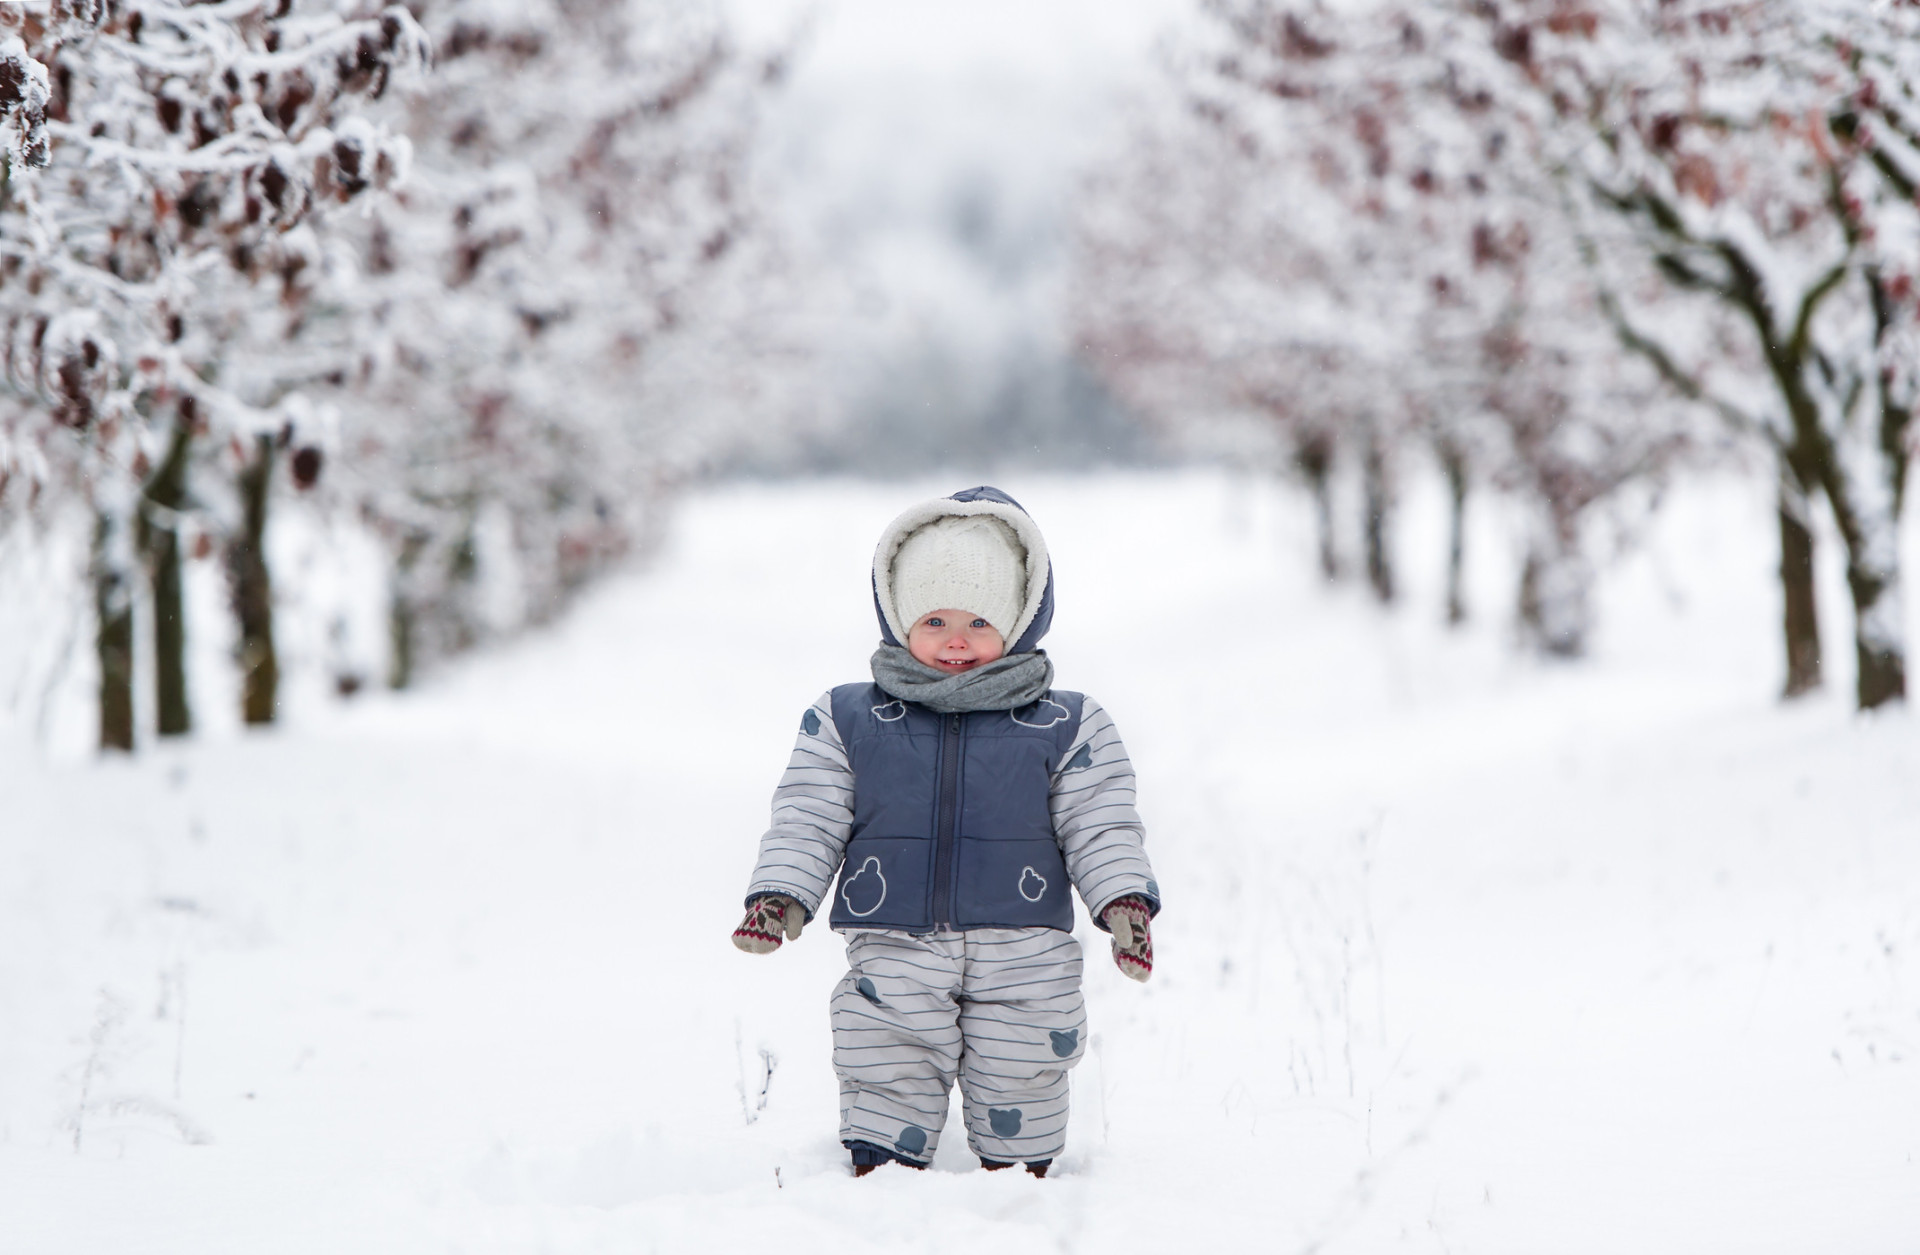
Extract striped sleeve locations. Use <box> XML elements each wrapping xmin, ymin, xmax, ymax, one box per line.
<box><xmin>743</xmin><ymin>691</ymin><xmax>854</xmax><ymax>919</ymax></box>
<box><xmin>1051</xmin><ymin>695</ymin><xmax>1160</xmax><ymax>929</ymax></box>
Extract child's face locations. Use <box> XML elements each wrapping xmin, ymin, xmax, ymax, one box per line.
<box><xmin>907</xmin><ymin>609</ymin><xmax>1005</xmax><ymax>673</ymax></box>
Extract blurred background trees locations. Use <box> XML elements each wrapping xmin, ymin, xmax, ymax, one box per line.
<box><xmin>327</xmin><ymin>0</ymin><xmax>794</xmax><ymax>688</ymax></box>
<box><xmin>1073</xmin><ymin>0</ymin><xmax>1916</xmax><ymax>697</ymax></box>
<box><xmin>0</xmin><ymin>0</ymin><xmax>426</xmax><ymax>748</ymax></box>
<box><xmin>1073</xmin><ymin>0</ymin><xmax>1700</xmax><ymax>658</ymax></box>
<box><xmin>0</xmin><ymin>0</ymin><xmax>796</xmax><ymax>748</ymax></box>
<box><xmin>1493</xmin><ymin>0</ymin><xmax>1920</xmax><ymax>706</ymax></box>
<box><xmin>1</xmin><ymin>0</ymin><xmax>1915</xmax><ymax>753</ymax></box>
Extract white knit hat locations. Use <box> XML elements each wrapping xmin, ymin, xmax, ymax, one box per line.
<box><xmin>890</xmin><ymin>514</ymin><xmax>1028</xmax><ymax>641</ymax></box>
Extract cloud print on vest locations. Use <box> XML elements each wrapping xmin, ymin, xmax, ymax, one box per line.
<box><xmin>1011</xmin><ymin>698</ymin><xmax>1071</xmax><ymax>728</ymax></box>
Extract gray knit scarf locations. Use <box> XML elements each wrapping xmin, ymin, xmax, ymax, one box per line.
<box><xmin>869</xmin><ymin>644</ymin><xmax>1055</xmax><ymax>713</ymax></box>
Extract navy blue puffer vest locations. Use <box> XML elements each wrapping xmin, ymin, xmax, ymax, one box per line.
<box><xmin>827</xmin><ymin>682</ymin><xmax>1084</xmax><ymax>933</ymax></box>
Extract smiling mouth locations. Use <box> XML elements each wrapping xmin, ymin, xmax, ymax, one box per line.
<box><xmin>937</xmin><ymin>658</ymin><xmax>978</xmax><ymax>670</ymax></box>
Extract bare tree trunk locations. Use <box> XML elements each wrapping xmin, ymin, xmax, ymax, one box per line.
<box><xmin>1361</xmin><ymin>423</ymin><xmax>1395</xmax><ymax>604</ymax></box>
<box><xmin>1755</xmin><ymin>273</ymin><xmax>1905</xmax><ymax>708</ymax></box>
<box><xmin>228</xmin><ymin>435</ymin><xmax>279</xmax><ymax>724</ymax></box>
<box><xmin>1841</xmin><ymin>541</ymin><xmax>1905</xmax><ymax>709</ymax></box>
<box><xmin>140</xmin><ymin>422</ymin><xmax>194</xmax><ymax>738</ymax></box>
<box><xmin>1850</xmin><ymin>268</ymin><xmax>1912</xmax><ymax>708</ymax></box>
<box><xmin>387</xmin><ymin>532</ymin><xmax>429</xmax><ymax>691</ymax></box>
<box><xmin>1518</xmin><ymin>514</ymin><xmax>1591</xmax><ymax>658</ymax></box>
<box><xmin>1295</xmin><ymin>431</ymin><xmax>1339</xmax><ymax>582</ymax></box>
<box><xmin>92</xmin><ymin>506</ymin><xmax>135</xmax><ymax>753</ymax></box>
<box><xmin>1777</xmin><ymin>458</ymin><xmax>1822</xmax><ymax>699</ymax></box>
<box><xmin>387</xmin><ymin>594</ymin><xmax>416</xmax><ymax>691</ymax></box>
<box><xmin>1809</xmin><ymin>427</ymin><xmax>1905</xmax><ymax>709</ymax></box>
<box><xmin>1845</xmin><ymin>571</ymin><xmax>1905</xmax><ymax>707</ymax></box>
<box><xmin>1439</xmin><ymin>440</ymin><xmax>1469</xmax><ymax>626</ymax></box>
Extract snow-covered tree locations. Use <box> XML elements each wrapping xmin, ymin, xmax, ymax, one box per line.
<box><xmin>1475</xmin><ymin>0</ymin><xmax>1919</xmax><ymax>705</ymax></box>
<box><xmin>1072</xmin><ymin>18</ymin><xmax>1404</xmax><ymax>597</ymax></box>
<box><xmin>0</xmin><ymin>0</ymin><xmax>425</xmax><ymax>747</ymax></box>
<box><xmin>1074</xmin><ymin>0</ymin><xmax>1698</xmax><ymax>651</ymax></box>
<box><xmin>1</xmin><ymin>0</ymin><xmax>801</xmax><ymax>744</ymax></box>
<box><xmin>330</xmin><ymin>0</ymin><xmax>793</xmax><ymax>687</ymax></box>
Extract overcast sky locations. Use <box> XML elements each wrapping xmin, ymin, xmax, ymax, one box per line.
<box><xmin>733</xmin><ymin>0</ymin><xmax>1191</xmax><ymax>262</ymax></box>
<box><xmin>720</xmin><ymin>0</ymin><xmax>1198</xmax><ymax>469</ymax></box>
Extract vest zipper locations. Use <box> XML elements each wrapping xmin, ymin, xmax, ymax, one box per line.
<box><xmin>931</xmin><ymin>711</ymin><xmax>962</xmax><ymax>929</ymax></box>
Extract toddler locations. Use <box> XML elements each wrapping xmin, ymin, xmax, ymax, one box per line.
<box><xmin>732</xmin><ymin>486</ymin><xmax>1159</xmax><ymax>1177</ymax></box>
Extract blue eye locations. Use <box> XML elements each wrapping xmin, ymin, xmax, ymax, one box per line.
<box><xmin>925</xmin><ymin>617</ymin><xmax>943</xmax><ymax>628</ymax></box>
<box><xmin>971</xmin><ymin>619</ymin><xmax>988</xmax><ymax>629</ymax></box>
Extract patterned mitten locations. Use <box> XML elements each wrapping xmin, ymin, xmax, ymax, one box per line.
<box><xmin>1102</xmin><ymin>896</ymin><xmax>1153</xmax><ymax>982</ymax></box>
<box><xmin>732</xmin><ymin>894</ymin><xmax>807</xmax><ymax>954</ymax></box>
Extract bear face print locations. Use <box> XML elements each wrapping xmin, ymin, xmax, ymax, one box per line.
<box><xmin>842</xmin><ymin>857</ymin><xmax>888</xmax><ymax>917</ymax></box>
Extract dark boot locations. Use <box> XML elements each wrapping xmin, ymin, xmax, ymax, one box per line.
<box><xmin>848</xmin><ymin>1140</ymin><xmax>927</xmax><ymax>1177</ymax></box>
<box><xmin>979</xmin><ymin>1156</ymin><xmax>1051</xmax><ymax>1177</ymax></box>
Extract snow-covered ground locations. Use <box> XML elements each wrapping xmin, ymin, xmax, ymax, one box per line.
<box><xmin>4</xmin><ymin>469</ymin><xmax>1918</xmax><ymax>1253</ymax></box>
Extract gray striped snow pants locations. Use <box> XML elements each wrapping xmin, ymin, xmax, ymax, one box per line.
<box><xmin>833</xmin><ymin>926</ymin><xmax>1086</xmax><ymax>1165</ymax></box>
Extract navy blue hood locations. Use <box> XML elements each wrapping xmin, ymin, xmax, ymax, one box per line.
<box><xmin>870</xmin><ymin>486</ymin><xmax>1056</xmax><ymax>655</ymax></box>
